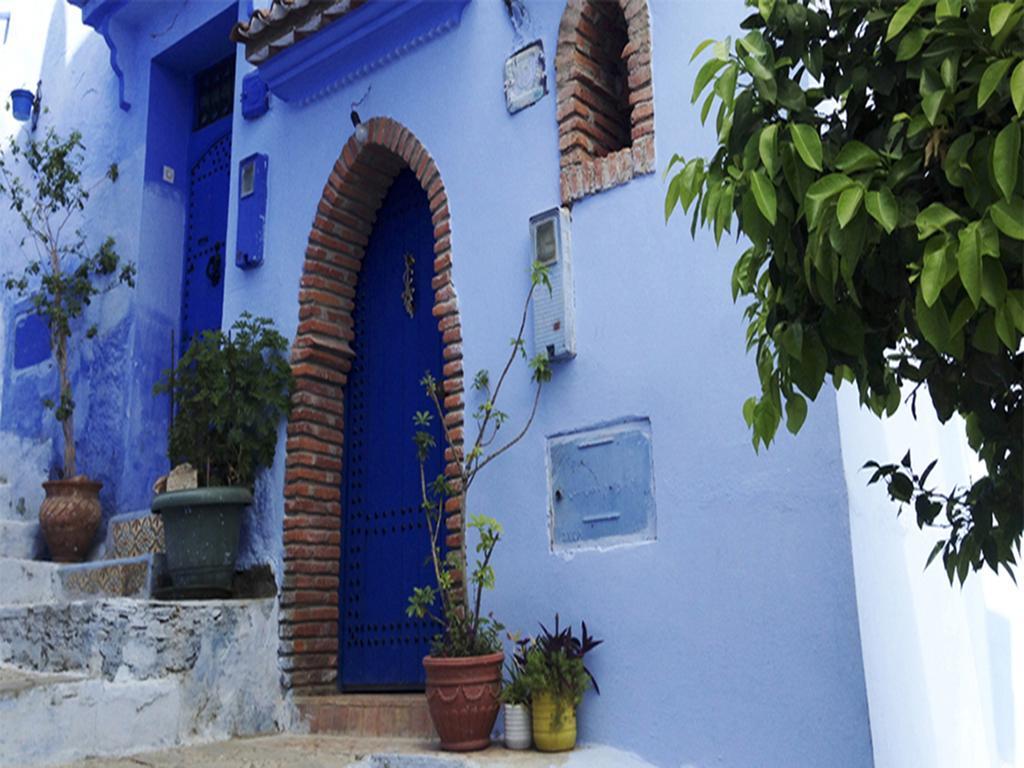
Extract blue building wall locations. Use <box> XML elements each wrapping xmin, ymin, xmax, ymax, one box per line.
<box><xmin>0</xmin><ymin>1</ymin><xmax>874</xmax><ymax>765</ymax></box>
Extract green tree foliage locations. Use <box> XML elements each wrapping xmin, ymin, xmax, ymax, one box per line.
<box><xmin>0</xmin><ymin>129</ymin><xmax>134</xmax><ymax>479</ymax></box>
<box><xmin>154</xmin><ymin>313</ymin><xmax>294</xmax><ymax>488</ymax></box>
<box><xmin>665</xmin><ymin>0</ymin><xmax>1023</xmax><ymax>583</ymax></box>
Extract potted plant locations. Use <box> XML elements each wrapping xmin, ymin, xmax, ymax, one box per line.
<box><xmin>522</xmin><ymin>615</ymin><xmax>602</xmax><ymax>752</ymax></box>
<box><xmin>0</xmin><ymin>129</ymin><xmax>134</xmax><ymax>562</ymax></box>
<box><xmin>152</xmin><ymin>313</ymin><xmax>293</xmax><ymax>595</ymax></box>
<box><xmin>500</xmin><ymin>634</ymin><xmax>533</xmax><ymax>750</ymax></box>
<box><xmin>406</xmin><ymin>261</ymin><xmax>552</xmax><ymax>751</ymax></box>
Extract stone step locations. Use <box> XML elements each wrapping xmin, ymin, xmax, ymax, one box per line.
<box><xmin>0</xmin><ymin>665</ymin><xmax>180</xmax><ymax>768</ymax></box>
<box><xmin>0</xmin><ymin>518</ymin><xmax>41</xmax><ymax>559</ymax></box>
<box><xmin>58</xmin><ymin>554</ymin><xmax>155</xmax><ymax>600</ymax></box>
<box><xmin>0</xmin><ymin>557</ymin><xmax>59</xmax><ymax>605</ymax></box>
<box><xmin>296</xmin><ymin>694</ymin><xmax>435</xmax><ymax>739</ymax></box>
<box><xmin>0</xmin><ymin>598</ymin><xmax>283</xmax><ymax>766</ymax></box>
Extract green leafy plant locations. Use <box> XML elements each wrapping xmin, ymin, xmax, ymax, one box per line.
<box><xmin>0</xmin><ymin>129</ymin><xmax>134</xmax><ymax>479</ymax></box>
<box><xmin>153</xmin><ymin>313</ymin><xmax>294</xmax><ymax>488</ymax></box>
<box><xmin>520</xmin><ymin>615</ymin><xmax>602</xmax><ymax>728</ymax></box>
<box><xmin>500</xmin><ymin>632</ymin><xmax>532</xmax><ymax>706</ymax></box>
<box><xmin>665</xmin><ymin>0</ymin><xmax>1023</xmax><ymax>583</ymax></box>
<box><xmin>406</xmin><ymin>262</ymin><xmax>552</xmax><ymax>657</ymax></box>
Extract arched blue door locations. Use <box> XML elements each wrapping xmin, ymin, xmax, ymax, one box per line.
<box><xmin>340</xmin><ymin>169</ymin><xmax>445</xmax><ymax>690</ymax></box>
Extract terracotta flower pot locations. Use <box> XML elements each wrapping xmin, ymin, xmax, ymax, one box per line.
<box><xmin>39</xmin><ymin>477</ymin><xmax>102</xmax><ymax>563</ymax></box>
<box><xmin>422</xmin><ymin>651</ymin><xmax>503</xmax><ymax>751</ymax></box>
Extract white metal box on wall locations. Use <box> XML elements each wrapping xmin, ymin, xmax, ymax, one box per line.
<box><xmin>530</xmin><ymin>207</ymin><xmax>576</xmax><ymax>360</ymax></box>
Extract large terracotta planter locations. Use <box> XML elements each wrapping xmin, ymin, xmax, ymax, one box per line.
<box><xmin>422</xmin><ymin>651</ymin><xmax>503</xmax><ymax>751</ymax></box>
<box><xmin>39</xmin><ymin>477</ymin><xmax>102</xmax><ymax>563</ymax></box>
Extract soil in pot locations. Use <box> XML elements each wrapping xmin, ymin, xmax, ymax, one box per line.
<box><xmin>531</xmin><ymin>692</ymin><xmax>577</xmax><ymax>752</ymax></box>
<box><xmin>39</xmin><ymin>477</ymin><xmax>102</xmax><ymax>563</ymax></box>
<box><xmin>423</xmin><ymin>651</ymin><xmax>503</xmax><ymax>751</ymax></box>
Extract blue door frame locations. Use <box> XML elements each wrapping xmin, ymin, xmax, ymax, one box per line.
<box><xmin>339</xmin><ymin>169</ymin><xmax>444</xmax><ymax>691</ymax></box>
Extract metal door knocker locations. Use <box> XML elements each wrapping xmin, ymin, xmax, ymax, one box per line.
<box><xmin>206</xmin><ymin>242</ymin><xmax>223</xmax><ymax>287</ymax></box>
<box><xmin>401</xmin><ymin>252</ymin><xmax>415</xmax><ymax>318</ymax></box>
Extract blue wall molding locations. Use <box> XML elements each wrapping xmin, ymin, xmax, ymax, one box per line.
<box><xmin>66</xmin><ymin>0</ymin><xmax>131</xmax><ymax>111</ymax></box>
<box><xmin>255</xmin><ymin>0</ymin><xmax>471</xmax><ymax>104</ymax></box>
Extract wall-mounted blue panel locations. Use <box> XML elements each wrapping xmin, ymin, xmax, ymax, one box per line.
<box><xmin>240</xmin><ymin>72</ymin><xmax>269</xmax><ymax>120</ymax></box>
<box><xmin>13</xmin><ymin>312</ymin><xmax>50</xmax><ymax>369</ymax></box>
<box><xmin>547</xmin><ymin>417</ymin><xmax>656</xmax><ymax>552</ymax></box>
<box><xmin>236</xmin><ymin>152</ymin><xmax>268</xmax><ymax>270</ymax></box>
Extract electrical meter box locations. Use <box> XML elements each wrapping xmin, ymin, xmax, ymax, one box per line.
<box><xmin>530</xmin><ymin>206</ymin><xmax>575</xmax><ymax>360</ymax></box>
<box><xmin>236</xmin><ymin>153</ymin><xmax>268</xmax><ymax>270</ymax></box>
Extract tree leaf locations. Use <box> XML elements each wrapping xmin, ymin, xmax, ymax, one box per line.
<box><xmin>916</xmin><ymin>288</ymin><xmax>950</xmax><ymax>350</ymax></box>
<box><xmin>922</xmin><ymin>90</ymin><xmax>946</xmax><ymax>125</ymax></box>
<box><xmin>759</xmin><ymin>124</ymin><xmax>779</xmax><ymax>177</ymax></box>
<box><xmin>990</xmin><ymin>197</ymin><xmax>1024</xmax><ymax>239</ymax></box>
<box><xmin>992</xmin><ymin>121</ymin><xmax>1021</xmax><ymax>202</ymax></box>
<box><xmin>957</xmin><ymin>223</ymin><xmax>983</xmax><ymax>306</ymax></box>
<box><xmin>692</xmin><ymin>57</ymin><xmax>729</xmax><ymax>103</ymax></box>
<box><xmin>1012</xmin><ymin>61</ymin><xmax>1024</xmax><ymax>116</ymax></box>
<box><xmin>837</xmin><ymin>185</ymin><xmax>864</xmax><ymax>228</ymax></box>
<box><xmin>989</xmin><ymin>2</ymin><xmax>1016</xmax><ymax>36</ymax></box>
<box><xmin>758</xmin><ymin>0</ymin><xmax>775</xmax><ymax>21</ymax></box>
<box><xmin>886</xmin><ymin>0</ymin><xmax>923</xmax><ymax>41</ymax></box>
<box><xmin>896</xmin><ymin>27</ymin><xmax>928</xmax><ymax>61</ymax></box>
<box><xmin>978</xmin><ymin>58</ymin><xmax>1014</xmax><ymax>109</ymax></box>
<box><xmin>921</xmin><ymin>235</ymin><xmax>951</xmax><ymax>307</ymax></box>
<box><xmin>791</xmin><ymin>124</ymin><xmax>823</xmax><ymax>171</ymax></box>
<box><xmin>834</xmin><ymin>141</ymin><xmax>882</xmax><ymax>173</ymax></box>
<box><xmin>750</xmin><ymin>170</ymin><xmax>777</xmax><ymax>225</ymax></box>
<box><xmin>785</xmin><ymin>393</ymin><xmax>808</xmax><ymax>434</ymax></box>
<box><xmin>665</xmin><ymin>174</ymin><xmax>681</xmax><ymax>222</ymax></box>
<box><xmin>865</xmin><ymin>187</ymin><xmax>899</xmax><ymax>233</ymax></box>
<box><xmin>779</xmin><ymin>322</ymin><xmax>804</xmax><ymax>361</ymax></box>
<box><xmin>690</xmin><ymin>38</ymin><xmax>717</xmax><ymax>63</ymax></box>
<box><xmin>935</xmin><ymin>0</ymin><xmax>959</xmax><ymax>21</ymax></box>
<box><xmin>805</xmin><ymin>173</ymin><xmax>853</xmax><ymax>227</ymax></box>
<box><xmin>916</xmin><ymin>203</ymin><xmax>962</xmax><ymax>239</ymax></box>
<box><xmin>982</xmin><ymin>258</ymin><xmax>1008</xmax><ymax>308</ymax></box>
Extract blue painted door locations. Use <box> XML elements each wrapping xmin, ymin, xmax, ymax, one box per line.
<box><xmin>180</xmin><ymin>121</ymin><xmax>231</xmax><ymax>355</ymax></box>
<box><xmin>340</xmin><ymin>169</ymin><xmax>444</xmax><ymax>691</ymax></box>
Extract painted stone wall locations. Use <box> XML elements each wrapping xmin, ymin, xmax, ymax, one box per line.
<box><xmin>0</xmin><ymin>1</ymin><xmax>875</xmax><ymax>766</ymax></box>
<box><xmin>0</xmin><ymin>0</ymin><xmax>246</xmax><ymax>543</ymax></box>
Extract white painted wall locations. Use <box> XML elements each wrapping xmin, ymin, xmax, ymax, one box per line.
<box><xmin>838</xmin><ymin>385</ymin><xmax>1023</xmax><ymax>768</ymax></box>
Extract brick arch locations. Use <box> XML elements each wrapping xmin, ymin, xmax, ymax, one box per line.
<box><xmin>281</xmin><ymin>117</ymin><xmax>464</xmax><ymax>692</ymax></box>
<box><xmin>556</xmin><ymin>0</ymin><xmax>655</xmax><ymax>204</ymax></box>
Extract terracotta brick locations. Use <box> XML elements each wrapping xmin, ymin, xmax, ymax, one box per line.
<box><xmin>283</xmin><ymin>528</ymin><xmax>341</xmax><ymax>547</ymax></box>
<box><xmin>283</xmin><ymin>514</ymin><xmax>342</xmax><ymax>532</ymax></box>
<box><xmin>287</xmin><ymin>558</ymin><xmax>341</xmax><ymax>576</ymax></box>
<box><xmin>281</xmin><ymin>588</ymin><xmax>338</xmax><ymax>607</ymax></box>
<box><xmin>281</xmin><ymin>637</ymin><xmax>339</xmax><ymax>655</ymax></box>
<box><xmin>284</xmin><ymin>542</ymin><xmax>340</xmax><ymax>561</ymax></box>
<box><xmin>287</xmin><ymin>669</ymin><xmax>338</xmax><ymax>688</ymax></box>
<box><xmin>280</xmin><ymin>619</ymin><xmax>337</xmax><ymax>640</ymax></box>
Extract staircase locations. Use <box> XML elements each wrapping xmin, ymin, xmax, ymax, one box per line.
<box><xmin>0</xmin><ymin>480</ymin><xmax>290</xmax><ymax>767</ymax></box>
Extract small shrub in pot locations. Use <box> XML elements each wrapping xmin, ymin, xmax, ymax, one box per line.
<box><xmin>152</xmin><ymin>313</ymin><xmax>293</xmax><ymax>595</ymax></box>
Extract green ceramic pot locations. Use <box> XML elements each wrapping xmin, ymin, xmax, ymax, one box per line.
<box><xmin>152</xmin><ymin>486</ymin><xmax>252</xmax><ymax>594</ymax></box>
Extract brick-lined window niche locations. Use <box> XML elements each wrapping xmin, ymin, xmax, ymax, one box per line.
<box><xmin>556</xmin><ymin>0</ymin><xmax>655</xmax><ymax>205</ymax></box>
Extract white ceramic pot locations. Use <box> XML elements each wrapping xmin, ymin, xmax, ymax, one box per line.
<box><xmin>503</xmin><ymin>703</ymin><xmax>532</xmax><ymax>750</ymax></box>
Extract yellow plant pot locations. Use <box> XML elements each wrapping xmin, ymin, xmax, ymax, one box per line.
<box><xmin>531</xmin><ymin>692</ymin><xmax>576</xmax><ymax>752</ymax></box>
